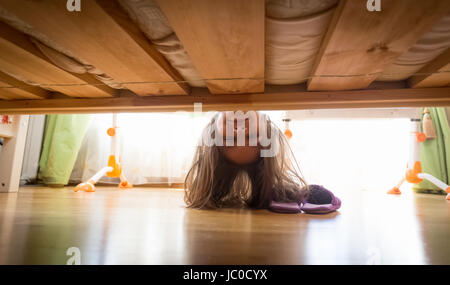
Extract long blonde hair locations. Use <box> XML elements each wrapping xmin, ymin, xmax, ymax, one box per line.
<box><xmin>184</xmin><ymin>112</ymin><xmax>308</xmax><ymax>209</ymax></box>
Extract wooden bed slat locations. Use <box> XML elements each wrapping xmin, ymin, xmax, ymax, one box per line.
<box><xmin>1</xmin><ymin>86</ymin><xmax>449</xmax><ymax>114</ymax></box>
<box><xmin>0</xmin><ymin>71</ymin><xmax>50</xmax><ymax>100</ymax></box>
<box><xmin>409</xmin><ymin>48</ymin><xmax>450</xmax><ymax>88</ymax></box>
<box><xmin>308</xmin><ymin>0</ymin><xmax>450</xmax><ymax>91</ymax></box>
<box><xmin>0</xmin><ymin>21</ymin><xmax>114</xmax><ymax>98</ymax></box>
<box><xmin>0</xmin><ymin>0</ymin><xmax>189</xmax><ymax>96</ymax></box>
<box><xmin>156</xmin><ymin>0</ymin><xmax>265</xmax><ymax>94</ymax></box>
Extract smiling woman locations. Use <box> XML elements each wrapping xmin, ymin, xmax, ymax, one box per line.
<box><xmin>184</xmin><ymin>111</ymin><xmax>310</xmax><ymax>210</ymax></box>
<box><xmin>216</xmin><ymin>111</ymin><xmax>262</xmax><ymax>165</ymax></box>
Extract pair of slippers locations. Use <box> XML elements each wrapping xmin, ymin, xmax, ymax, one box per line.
<box><xmin>269</xmin><ymin>184</ymin><xmax>341</xmax><ymax>214</ymax></box>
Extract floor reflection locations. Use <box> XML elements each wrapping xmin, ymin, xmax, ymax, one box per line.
<box><xmin>182</xmin><ymin>207</ymin><xmax>310</xmax><ymax>264</ymax></box>
<box><xmin>413</xmin><ymin>192</ymin><xmax>450</xmax><ymax>265</ymax></box>
<box><xmin>304</xmin><ymin>190</ymin><xmax>426</xmax><ymax>264</ymax></box>
<box><xmin>0</xmin><ymin>186</ymin><xmax>446</xmax><ymax>264</ymax></box>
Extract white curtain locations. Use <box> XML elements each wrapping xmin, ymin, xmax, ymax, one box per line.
<box><xmin>70</xmin><ymin>112</ymin><xmax>213</xmax><ymax>185</ymax></box>
<box><xmin>287</xmin><ymin>118</ymin><xmax>410</xmax><ymax>196</ymax></box>
<box><xmin>70</xmin><ymin>111</ymin><xmax>410</xmax><ymax>193</ymax></box>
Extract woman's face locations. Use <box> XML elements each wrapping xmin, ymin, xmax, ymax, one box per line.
<box><xmin>216</xmin><ymin>111</ymin><xmax>261</xmax><ymax>165</ymax></box>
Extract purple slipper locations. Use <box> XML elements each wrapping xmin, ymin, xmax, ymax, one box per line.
<box><xmin>268</xmin><ymin>185</ymin><xmax>341</xmax><ymax>214</ymax></box>
<box><xmin>301</xmin><ymin>185</ymin><xmax>341</xmax><ymax>214</ymax></box>
<box><xmin>268</xmin><ymin>201</ymin><xmax>301</xmax><ymax>214</ymax></box>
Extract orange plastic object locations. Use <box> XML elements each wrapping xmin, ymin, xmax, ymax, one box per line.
<box><xmin>284</xmin><ymin>129</ymin><xmax>293</xmax><ymax>139</ymax></box>
<box><xmin>74</xmin><ymin>180</ymin><xmax>96</xmax><ymax>192</ymax></box>
<box><xmin>405</xmin><ymin>161</ymin><xmax>423</xmax><ymax>184</ymax></box>
<box><xmin>119</xmin><ymin>180</ymin><xmax>133</xmax><ymax>189</ymax></box>
<box><xmin>416</xmin><ymin>132</ymin><xmax>426</xmax><ymax>143</ymax></box>
<box><xmin>106</xmin><ymin>155</ymin><xmax>122</xmax><ymax>178</ymax></box>
<box><xmin>107</xmin><ymin>127</ymin><xmax>116</xmax><ymax>137</ymax></box>
<box><xmin>1</xmin><ymin>115</ymin><xmax>12</xmax><ymax>124</ymax></box>
<box><xmin>387</xmin><ymin>187</ymin><xmax>401</xmax><ymax>195</ymax></box>
<box><xmin>446</xmin><ymin>187</ymin><xmax>450</xmax><ymax>194</ymax></box>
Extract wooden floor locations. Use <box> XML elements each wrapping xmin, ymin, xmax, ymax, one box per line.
<box><xmin>0</xmin><ymin>186</ymin><xmax>449</xmax><ymax>265</ymax></box>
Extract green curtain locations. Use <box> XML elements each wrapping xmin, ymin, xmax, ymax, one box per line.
<box><xmin>413</xmin><ymin>107</ymin><xmax>450</xmax><ymax>194</ymax></box>
<box><xmin>38</xmin><ymin>114</ymin><xmax>91</xmax><ymax>186</ymax></box>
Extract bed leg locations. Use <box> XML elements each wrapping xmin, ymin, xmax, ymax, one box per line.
<box><xmin>0</xmin><ymin>115</ymin><xmax>29</xmax><ymax>193</ymax></box>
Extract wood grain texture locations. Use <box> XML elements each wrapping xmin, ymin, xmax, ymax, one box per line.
<box><xmin>0</xmin><ymin>21</ymin><xmax>114</xmax><ymax>98</ymax></box>
<box><xmin>0</xmin><ymin>86</ymin><xmax>449</xmax><ymax>114</ymax></box>
<box><xmin>308</xmin><ymin>0</ymin><xmax>450</xmax><ymax>91</ymax></box>
<box><xmin>0</xmin><ymin>0</ymin><xmax>189</xmax><ymax>96</ymax></box>
<box><xmin>0</xmin><ymin>187</ymin><xmax>449</xmax><ymax>264</ymax></box>
<box><xmin>409</xmin><ymin>48</ymin><xmax>450</xmax><ymax>88</ymax></box>
<box><xmin>0</xmin><ymin>71</ymin><xmax>50</xmax><ymax>100</ymax></box>
<box><xmin>156</xmin><ymin>0</ymin><xmax>265</xmax><ymax>94</ymax></box>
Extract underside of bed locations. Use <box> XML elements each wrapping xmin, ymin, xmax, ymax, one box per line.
<box><xmin>0</xmin><ymin>0</ymin><xmax>449</xmax><ymax>114</ymax></box>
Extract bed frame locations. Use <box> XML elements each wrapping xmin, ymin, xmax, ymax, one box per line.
<box><xmin>0</xmin><ymin>0</ymin><xmax>448</xmax><ymax>114</ymax></box>
<box><xmin>0</xmin><ymin>0</ymin><xmax>450</xmax><ymax>191</ymax></box>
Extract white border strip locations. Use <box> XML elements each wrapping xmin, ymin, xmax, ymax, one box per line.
<box><xmin>286</xmin><ymin>108</ymin><xmax>421</xmax><ymax>120</ymax></box>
